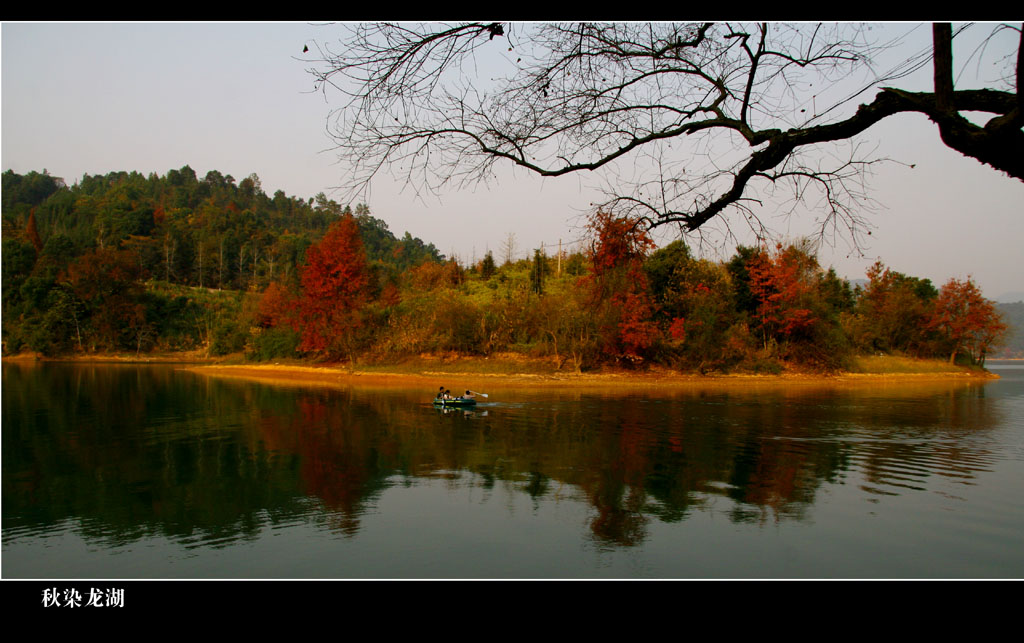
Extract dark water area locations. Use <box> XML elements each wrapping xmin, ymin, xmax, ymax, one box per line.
<box><xmin>3</xmin><ymin>361</ymin><xmax>1023</xmax><ymax>578</ymax></box>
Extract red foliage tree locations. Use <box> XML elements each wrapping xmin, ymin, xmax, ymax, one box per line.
<box><xmin>668</xmin><ymin>316</ymin><xmax>688</xmax><ymax>342</ymax></box>
<box><xmin>613</xmin><ymin>271</ymin><xmax>660</xmax><ymax>360</ymax></box>
<box><xmin>929</xmin><ymin>277</ymin><xmax>1006</xmax><ymax>364</ymax></box>
<box><xmin>747</xmin><ymin>244</ymin><xmax>817</xmax><ymax>347</ymax></box>
<box><xmin>585</xmin><ymin>211</ymin><xmax>659</xmax><ymax>363</ymax></box>
<box><xmin>856</xmin><ymin>261</ymin><xmax>936</xmax><ymax>354</ymax></box>
<box><xmin>296</xmin><ymin>214</ymin><xmax>370</xmax><ymax>356</ymax></box>
<box><xmin>587</xmin><ymin>210</ymin><xmax>655</xmax><ymax>282</ymax></box>
<box><xmin>61</xmin><ymin>248</ymin><xmax>147</xmax><ymax>351</ymax></box>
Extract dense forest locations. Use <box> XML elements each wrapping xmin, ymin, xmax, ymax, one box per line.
<box><xmin>2</xmin><ymin>168</ymin><xmax>441</xmax><ymax>358</ymax></box>
<box><xmin>1</xmin><ymin>168</ymin><xmax>1014</xmax><ymax>370</ymax></box>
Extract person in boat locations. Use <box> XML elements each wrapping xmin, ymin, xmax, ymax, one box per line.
<box><xmin>437</xmin><ymin>386</ymin><xmax>446</xmax><ymax>400</ymax></box>
<box><xmin>444</xmin><ymin>389</ymin><xmax>452</xmax><ymax>400</ymax></box>
<box><xmin>461</xmin><ymin>390</ymin><xmax>475</xmax><ymax>400</ymax></box>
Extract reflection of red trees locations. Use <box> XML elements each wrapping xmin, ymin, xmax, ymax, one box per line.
<box><xmin>588</xmin><ymin>486</ymin><xmax>648</xmax><ymax>547</ymax></box>
<box><xmin>294</xmin><ymin>398</ymin><xmax>373</xmax><ymax>534</ymax></box>
<box><xmin>581</xmin><ymin>406</ymin><xmax>654</xmax><ymax>546</ymax></box>
<box><xmin>724</xmin><ymin>399</ymin><xmax>824</xmax><ymax>524</ymax></box>
<box><xmin>735</xmin><ymin>444</ymin><xmax>806</xmax><ymax>522</ymax></box>
<box><xmin>243</xmin><ymin>386</ymin><xmax>844</xmax><ymax>543</ymax></box>
<box><xmin>252</xmin><ymin>394</ymin><xmax>380</xmax><ymax>536</ymax></box>
<box><xmin>617</xmin><ymin>418</ymin><xmax>652</xmax><ymax>489</ymax></box>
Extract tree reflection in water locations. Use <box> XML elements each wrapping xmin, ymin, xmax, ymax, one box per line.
<box><xmin>3</xmin><ymin>363</ymin><xmax>1004</xmax><ymax>551</ymax></box>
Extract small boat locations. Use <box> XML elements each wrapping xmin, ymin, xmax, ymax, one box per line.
<box><xmin>432</xmin><ymin>397</ymin><xmax>478</xmax><ymax>407</ymax></box>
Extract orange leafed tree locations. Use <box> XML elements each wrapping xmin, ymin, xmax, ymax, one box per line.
<box><xmin>296</xmin><ymin>214</ymin><xmax>370</xmax><ymax>356</ymax></box>
<box><xmin>256</xmin><ymin>281</ymin><xmax>297</xmax><ymax>329</ymax></box>
<box><xmin>929</xmin><ymin>277</ymin><xmax>1006</xmax><ymax>364</ymax></box>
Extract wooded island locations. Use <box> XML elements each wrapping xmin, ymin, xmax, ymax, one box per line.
<box><xmin>2</xmin><ymin>168</ymin><xmax>1011</xmax><ymax>374</ymax></box>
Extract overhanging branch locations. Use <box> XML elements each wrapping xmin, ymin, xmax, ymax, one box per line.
<box><xmin>309</xmin><ymin>22</ymin><xmax>1022</xmax><ymax>240</ymax></box>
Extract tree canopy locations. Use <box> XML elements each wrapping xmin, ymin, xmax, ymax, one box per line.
<box><xmin>306</xmin><ymin>22</ymin><xmax>1022</xmax><ymax>246</ymax></box>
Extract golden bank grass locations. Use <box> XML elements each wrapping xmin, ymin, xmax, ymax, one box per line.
<box><xmin>849</xmin><ymin>355</ymin><xmax>983</xmax><ymax>374</ymax></box>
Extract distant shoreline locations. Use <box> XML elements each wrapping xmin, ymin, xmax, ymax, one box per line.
<box><xmin>2</xmin><ymin>351</ymin><xmax>211</xmax><ymax>364</ymax></box>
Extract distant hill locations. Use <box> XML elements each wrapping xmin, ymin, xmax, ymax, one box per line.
<box><xmin>995</xmin><ymin>301</ymin><xmax>1024</xmax><ymax>358</ymax></box>
<box><xmin>995</xmin><ymin>291</ymin><xmax>1024</xmax><ymax>304</ymax></box>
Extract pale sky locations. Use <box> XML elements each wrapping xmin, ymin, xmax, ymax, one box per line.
<box><xmin>3</xmin><ymin>22</ymin><xmax>1022</xmax><ymax>300</ymax></box>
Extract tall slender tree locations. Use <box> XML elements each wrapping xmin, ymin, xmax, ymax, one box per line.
<box><xmin>296</xmin><ymin>214</ymin><xmax>370</xmax><ymax>357</ymax></box>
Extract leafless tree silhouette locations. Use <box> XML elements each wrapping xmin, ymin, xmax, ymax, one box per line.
<box><xmin>305</xmin><ymin>22</ymin><xmax>1022</xmax><ymax>247</ymax></box>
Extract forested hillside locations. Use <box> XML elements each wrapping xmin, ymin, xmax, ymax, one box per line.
<box><xmin>1</xmin><ymin>168</ymin><xmax>1010</xmax><ymax>372</ymax></box>
<box><xmin>2</xmin><ymin>168</ymin><xmax>441</xmax><ymax>356</ymax></box>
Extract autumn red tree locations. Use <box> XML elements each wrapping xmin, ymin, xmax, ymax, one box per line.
<box><xmin>60</xmin><ymin>247</ymin><xmax>148</xmax><ymax>352</ymax></box>
<box><xmin>295</xmin><ymin>214</ymin><xmax>370</xmax><ymax>357</ymax></box>
<box><xmin>256</xmin><ymin>280</ymin><xmax>298</xmax><ymax>329</ymax></box>
<box><xmin>747</xmin><ymin>244</ymin><xmax>817</xmax><ymax>348</ymax></box>
<box><xmin>585</xmin><ymin>211</ymin><xmax>659</xmax><ymax>364</ymax></box>
<box><xmin>853</xmin><ymin>261</ymin><xmax>937</xmax><ymax>354</ymax></box>
<box><xmin>587</xmin><ymin>210</ymin><xmax>655</xmax><ymax>283</ymax></box>
<box><xmin>929</xmin><ymin>277</ymin><xmax>1006</xmax><ymax>365</ymax></box>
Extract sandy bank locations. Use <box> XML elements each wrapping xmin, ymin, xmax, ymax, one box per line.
<box><xmin>183</xmin><ymin>361</ymin><xmax>999</xmax><ymax>392</ymax></box>
<box><xmin>4</xmin><ymin>351</ymin><xmax>998</xmax><ymax>389</ymax></box>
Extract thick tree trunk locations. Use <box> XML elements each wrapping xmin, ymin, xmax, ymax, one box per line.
<box><xmin>928</xmin><ymin>23</ymin><xmax>1024</xmax><ymax>180</ymax></box>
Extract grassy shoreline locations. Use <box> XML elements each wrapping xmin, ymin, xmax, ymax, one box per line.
<box><xmin>4</xmin><ymin>351</ymin><xmax>1000</xmax><ymax>389</ymax></box>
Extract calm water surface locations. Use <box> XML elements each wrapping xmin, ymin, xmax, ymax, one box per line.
<box><xmin>3</xmin><ymin>361</ymin><xmax>1022</xmax><ymax>578</ymax></box>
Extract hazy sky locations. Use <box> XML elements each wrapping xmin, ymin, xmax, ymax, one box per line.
<box><xmin>3</xmin><ymin>22</ymin><xmax>1022</xmax><ymax>299</ymax></box>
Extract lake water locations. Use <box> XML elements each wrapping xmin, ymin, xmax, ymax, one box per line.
<box><xmin>3</xmin><ymin>361</ymin><xmax>1022</xmax><ymax>579</ymax></box>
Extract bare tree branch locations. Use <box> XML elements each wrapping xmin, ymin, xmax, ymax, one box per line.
<box><xmin>305</xmin><ymin>22</ymin><xmax>1022</xmax><ymax>245</ymax></box>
